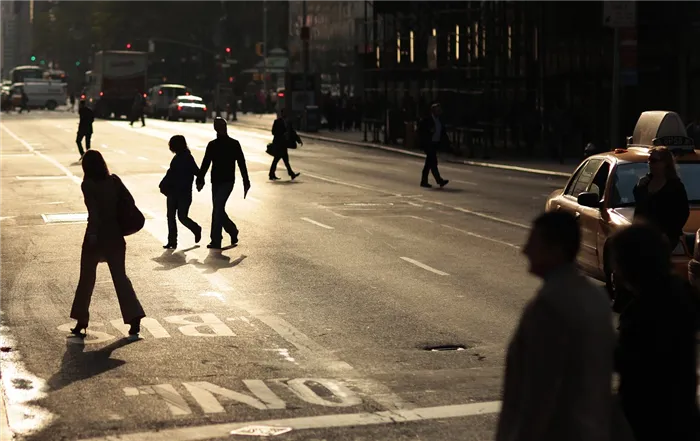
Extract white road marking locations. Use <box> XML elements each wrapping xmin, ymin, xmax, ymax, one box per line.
<box><xmin>75</xmin><ymin>401</ymin><xmax>502</xmax><ymax>441</ymax></box>
<box><xmin>300</xmin><ymin>217</ymin><xmax>334</xmax><ymax>230</ymax></box>
<box><xmin>0</xmin><ymin>154</ymin><xmax>34</xmax><ymax>158</ymax></box>
<box><xmin>202</xmin><ymin>291</ymin><xmax>226</xmax><ymax>303</ymax></box>
<box><xmin>441</xmin><ymin>224</ymin><xmax>521</xmax><ymax>250</ymax></box>
<box><xmin>161</xmin><ymin>165</ymin><xmax>169</xmax><ymax>170</ymax></box>
<box><xmin>35</xmin><ymin>201</ymin><xmax>65</xmax><ymax>205</ymax></box>
<box><xmin>116</xmin><ymin>149</ymin><xmax>126</xmax><ymax>155</ymax></box>
<box><xmin>303</xmin><ymin>171</ymin><xmax>528</xmax><ymax>229</ymax></box>
<box><xmin>452</xmin><ymin>179</ymin><xmax>477</xmax><ymax>186</ymax></box>
<box><xmin>399</xmin><ymin>257</ymin><xmax>450</xmax><ymax>276</ymax></box>
<box><xmin>15</xmin><ymin>175</ymin><xmax>69</xmax><ymax>181</ymax></box>
<box><xmin>137</xmin><ymin>156</ymin><xmax>149</xmax><ymax>161</ymax></box>
<box><xmin>100</xmin><ymin>144</ymin><xmax>109</xmax><ymax>148</ymax></box>
<box><xmin>4</xmin><ymin>123</ymin><xmax>410</xmax><ymax>415</ymax></box>
<box><xmin>184</xmin><ymin>381</ymin><xmax>285</xmax><ymax>413</ymax></box>
<box><xmin>246</xmin><ymin>196</ymin><xmax>261</xmax><ymax>203</ymax></box>
<box><xmin>0</xmin><ymin>216</ymin><xmax>17</xmax><ymax>221</ymax></box>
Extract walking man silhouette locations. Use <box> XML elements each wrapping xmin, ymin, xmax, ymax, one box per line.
<box><xmin>196</xmin><ymin>118</ymin><xmax>250</xmax><ymax>249</ymax></box>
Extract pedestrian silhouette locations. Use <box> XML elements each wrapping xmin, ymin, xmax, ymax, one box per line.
<box><xmin>497</xmin><ymin>211</ymin><xmax>615</xmax><ymax>441</ymax></box>
<box><xmin>196</xmin><ymin>118</ymin><xmax>250</xmax><ymax>249</ymax></box>
<box><xmin>76</xmin><ymin>100</ymin><xmax>94</xmax><ymax>160</ymax></box>
<box><xmin>160</xmin><ymin>135</ymin><xmax>202</xmax><ymax>249</ymax></box>
<box><xmin>70</xmin><ymin>150</ymin><xmax>145</xmax><ymax>341</ymax></box>
<box><xmin>269</xmin><ymin>108</ymin><xmax>301</xmax><ymax>181</ymax></box>
<box><xmin>417</xmin><ymin>103</ymin><xmax>449</xmax><ymax>188</ymax></box>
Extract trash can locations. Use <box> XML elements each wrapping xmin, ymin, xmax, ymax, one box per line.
<box><xmin>303</xmin><ymin>105</ymin><xmax>320</xmax><ymax>132</ymax></box>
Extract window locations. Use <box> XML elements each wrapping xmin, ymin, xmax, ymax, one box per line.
<box><xmin>611</xmin><ymin>162</ymin><xmax>700</xmax><ymax>207</ymax></box>
<box><xmin>564</xmin><ymin>164</ymin><xmax>585</xmax><ymax>195</ymax></box>
<box><xmin>588</xmin><ymin>161</ymin><xmax>610</xmax><ymax>201</ymax></box>
<box><xmin>568</xmin><ymin>159</ymin><xmax>602</xmax><ymax>197</ymax></box>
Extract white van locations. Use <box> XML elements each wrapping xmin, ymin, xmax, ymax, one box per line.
<box><xmin>11</xmin><ymin>80</ymin><xmax>67</xmax><ymax>110</ymax></box>
<box><xmin>147</xmin><ymin>84</ymin><xmax>191</xmax><ymax>118</ymax></box>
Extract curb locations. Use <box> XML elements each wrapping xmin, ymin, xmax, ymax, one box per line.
<box><xmin>232</xmin><ymin>120</ymin><xmax>572</xmax><ymax>179</ymax></box>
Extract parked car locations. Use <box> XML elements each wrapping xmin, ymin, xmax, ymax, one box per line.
<box><xmin>545</xmin><ymin>110</ymin><xmax>700</xmax><ymax>295</ymax></box>
<box><xmin>167</xmin><ymin>95</ymin><xmax>207</xmax><ymax>123</ymax></box>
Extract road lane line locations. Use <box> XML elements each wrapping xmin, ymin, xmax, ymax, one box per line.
<box><xmin>137</xmin><ymin>156</ymin><xmax>149</xmax><ymax>161</ymax></box>
<box><xmin>101</xmin><ymin>144</ymin><xmax>109</xmax><ymax>148</ymax></box>
<box><xmin>74</xmin><ymin>401</ymin><xmax>502</xmax><ymax>441</ymax></box>
<box><xmin>440</xmin><ymin>224</ymin><xmax>521</xmax><ymax>250</ymax></box>
<box><xmin>399</xmin><ymin>257</ymin><xmax>450</xmax><ymax>276</ymax></box>
<box><xmin>452</xmin><ymin>179</ymin><xmax>477</xmax><ymax>186</ymax></box>
<box><xmin>300</xmin><ymin>217</ymin><xmax>334</xmax><ymax>230</ymax></box>
<box><xmin>161</xmin><ymin>165</ymin><xmax>169</xmax><ymax>170</ymax></box>
<box><xmin>246</xmin><ymin>196</ymin><xmax>261</xmax><ymax>203</ymax></box>
<box><xmin>302</xmin><ymin>171</ymin><xmax>528</xmax><ymax>229</ymax></box>
<box><xmin>116</xmin><ymin>149</ymin><xmax>126</xmax><ymax>155</ymax></box>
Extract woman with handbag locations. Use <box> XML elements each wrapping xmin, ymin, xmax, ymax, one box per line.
<box><xmin>269</xmin><ymin>108</ymin><xmax>301</xmax><ymax>181</ymax></box>
<box><xmin>160</xmin><ymin>135</ymin><xmax>202</xmax><ymax>249</ymax></box>
<box><xmin>70</xmin><ymin>150</ymin><xmax>146</xmax><ymax>340</ymax></box>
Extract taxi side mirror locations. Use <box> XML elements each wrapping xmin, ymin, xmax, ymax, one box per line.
<box><xmin>577</xmin><ymin>192</ymin><xmax>600</xmax><ymax>208</ymax></box>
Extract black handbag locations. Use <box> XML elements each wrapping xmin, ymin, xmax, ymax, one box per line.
<box><xmin>113</xmin><ymin>175</ymin><xmax>145</xmax><ymax>236</ymax></box>
<box><xmin>266</xmin><ymin>143</ymin><xmax>276</xmax><ymax>156</ymax></box>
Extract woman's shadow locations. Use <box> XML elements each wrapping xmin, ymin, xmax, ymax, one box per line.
<box><xmin>151</xmin><ymin>245</ymin><xmax>199</xmax><ymax>271</ymax></box>
<box><xmin>47</xmin><ymin>337</ymin><xmax>138</xmax><ymax>392</ymax></box>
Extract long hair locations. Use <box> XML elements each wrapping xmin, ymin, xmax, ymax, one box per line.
<box><xmin>650</xmin><ymin>147</ymin><xmax>679</xmax><ymax>180</ymax></box>
<box><xmin>168</xmin><ymin>135</ymin><xmax>189</xmax><ymax>154</ymax></box>
<box><xmin>81</xmin><ymin>150</ymin><xmax>110</xmax><ymax>181</ymax></box>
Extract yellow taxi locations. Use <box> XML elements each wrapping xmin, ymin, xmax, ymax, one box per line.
<box><xmin>545</xmin><ymin>111</ymin><xmax>700</xmax><ymax>293</ymax></box>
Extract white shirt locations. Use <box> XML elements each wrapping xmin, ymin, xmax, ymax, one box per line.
<box><xmin>432</xmin><ymin>115</ymin><xmax>441</xmax><ymax>142</ymax></box>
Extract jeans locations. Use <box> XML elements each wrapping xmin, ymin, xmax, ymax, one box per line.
<box><xmin>421</xmin><ymin>145</ymin><xmax>443</xmax><ymax>184</ymax></box>
<box><xmin>71</xmin><ymin>236</ymin><xmax>145</xmax><ymax>325</ymax></box>
<box><xmin>211</xmin><ymin>182</ymin><xmax>238</xmax><ymax>245</ymax></box>
<box><xmin>269</xmin><ymin>150</ymin><xmax>294</xmax><ymax>177</ymax></box>
<box><xmin>166</xmin><ymin>193</ymin><xmax>200</xmax><ymax>245</ymax></box>
<box><xmin>76</xmin><ymin>132</ymin><xmax>92</xmax><ymax>156</ymax></box>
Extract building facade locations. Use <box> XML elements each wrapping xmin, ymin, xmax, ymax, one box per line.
<box><xmin>364</xmin><ymin>1</ymin><xmax>700</xmax><ymax>159</ymax></box>
<box><xmin>288</xmin><ymin>0</ymin><xmax>367</xmax><ymax>95</ymax></box>
<box><xmin>1</xmin><ymin>0</ymin><xmax>34</xmax><ymax>79</ymax></box>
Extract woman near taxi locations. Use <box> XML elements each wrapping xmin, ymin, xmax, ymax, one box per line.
<box><xmin>633</xmin><ymin>146</ymin><xmax>690</xmax><ymax>249</ymax></box>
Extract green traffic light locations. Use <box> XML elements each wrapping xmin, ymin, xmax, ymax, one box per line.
<box><xmin>40</xmin><ymin>60</ymin><xmax>45</xmax><ymax>65</ymax></box>
<box><xmin>76</xmin><ymin>61</ymin><xmax>81</xmax><ymax>67</ymax></box>
<box><xmin>30</xmin><ymin>56</ymin><xmax>36</xmax><ymax>61</ymax></box>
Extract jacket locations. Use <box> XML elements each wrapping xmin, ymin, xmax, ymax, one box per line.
<box><xmin>272</xmin><ymin>118</ymin><xmax>301</xmax><ymax>151</ymax></box>
<box><xmin>198</xmin><ymin>135</ymin><xmax>250</xmax><ymax>185</ymax></box>
<box><xmin>417</xmin><ymin>114</ymin><xmax>450</xmax><ymax>152</ymax></box>
<box><xmin>160</xmin><ymin>150</ymin><xmax>199</xmax><ymax>196</ymax></box>
<box><xmin>496</xmin><ymin>264</ymin><xmax>615</xmax><ymax>441</ymax></box>
<box><xmin>633</xmin><ymin>175</ymin><xmax>689</xmax><ymax>244</ymax></box>
<box><xmin>78</xmin><ymin>107</ymin><xmax>94</xmax><ymax>134</ymax></box>
<box><xmin>82</xmin><ymin>175</ymin><xmax>124</xmax><ymax>243</ymax></box>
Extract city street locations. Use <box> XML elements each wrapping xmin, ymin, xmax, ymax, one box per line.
<box><xmin>0</xmin><ymin>111</ymin><xmax>568</xmax><ymax>441</ymax></box>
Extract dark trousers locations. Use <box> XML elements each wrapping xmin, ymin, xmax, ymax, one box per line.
<box><xmin>211</xmin><ymin>182</ymin><xmax>238</xmax><ymax>245</ymax></box>
<box><xmin>421</xmin><ymin>145</ymin><xmax>443</xmax><ymax>184</ymax></box>
<box><xmin>71</xmin><ymin>237</ymin><xmax>145</xmax><ymax>325</ymax></box>
<box><xmin>76</xmin><ymin>132</ymin><xmax>92</xmax><ymax>156</ymax></box>
<box><xmin>269</xmin><ymin>150</ymin><xmax>294</xmax><ymax>178</ymax></box>
<box><xmin>167</xmin><ymin>194</ymin><xmax>201</xmax><ymax>245</ymax></box>
<box><xmin>130</xmin><ymin>111</ymin><xmax>145</xmax><ymax>126</ymax></box>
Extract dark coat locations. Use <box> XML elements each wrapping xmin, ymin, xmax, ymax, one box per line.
<box><xmin>615</xmin><ymin>275</ymin><xmax>700</xmax><ymax>441</ymax></box>
<box><xmin>417</xmin><ymin>115</ymin><xmax>450</xmax><ymax>152</ymax></box>
<box><xmin>160</xmin><ymin>151</ymin><xmax>199</xmax><ymax>196</ymax></box>
<box><xmin>78</xmin><ymin>107</ymin><xmax>94</xmax><ymax>134</ymax></box>
<box><xmin>633</xmin><ymin>175</ymin><xmax>690</xmax><ymax>245</ymax></box>
<box><xmin>271</xmin><ymin>118</ymin><xmax>301</xmax><ymax>153</ymax></box>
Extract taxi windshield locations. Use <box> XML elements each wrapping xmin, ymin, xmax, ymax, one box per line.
<box><xmin>611</xmin><ymin>162</ymin><xmax>700</xmax><ymax>207</ymax></box>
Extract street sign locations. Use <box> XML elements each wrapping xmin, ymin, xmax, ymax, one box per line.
<box><xmin>603</xmin><ymin>1</ymin><xmax>636</xmax><ymax>28</ymax></box>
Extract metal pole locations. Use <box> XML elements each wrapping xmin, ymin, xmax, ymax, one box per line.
<box><xmin>263</xmin><ymin>0</ymin><xmax>268</xmax><ymax>108</ymax></box>
<box><xmin>610</xmin><ymin>27</ymin><xmax>620</xmax><ymax>149</ymax></box>
<box><xmin>302</xmin><ymin>0</ymin><xmax>309</xmax><ymax>75</ymax></box>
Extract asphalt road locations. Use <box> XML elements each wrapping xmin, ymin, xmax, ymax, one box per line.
<box><xmin>0</xmin><ymin>110</ymin><xmax>569</xmax><ymax>441</ymax></box>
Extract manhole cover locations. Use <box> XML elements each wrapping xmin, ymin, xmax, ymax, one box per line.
<box><xmin>425</xmin><ymin>345</ymin><xmax>467</xmax><ymax>352</ymax></box>
<box><xmin>230</xmin><ymin>426</ymin><xmax>292</xmax><ymax>437</ymax></box>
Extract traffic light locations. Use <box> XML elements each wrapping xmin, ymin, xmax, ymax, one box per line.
<box><xmin>75</xmin><ymin>61</ymin><xmax>81</xmax><ymax>67</ymax></box>
<box><xmin>225</xmin><ymin>47</ymin><xmax>231</xmax><ymax>54</ymax></box>
<box><xmin>126</xmin><ymin>43</ymin><xmax>132</xmax><ymax>49</ymax></box>
<box><xmin>228</xmin><ymin>76</ymin><xmax>234</xmax><ymax>83</ymax></box>
<box><xmin>30</xmin><ymin>55</ymin><xmax>36</xmax><ymax>61</ymax></box>
<box><xmin>40</xmin><ymin>60</ymin><xmax>46</xmax><ymax>65</ymax></box>
<box><xmin>255</xmin><ymin>42</ymin><xmax>264</xmax><ymax>57</ymax></box>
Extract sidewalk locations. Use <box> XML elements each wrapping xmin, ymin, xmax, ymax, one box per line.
<box><xmin>232</xmin><ymin>113</ymin><xmax>577</xmax><ymax>178</ymax></box>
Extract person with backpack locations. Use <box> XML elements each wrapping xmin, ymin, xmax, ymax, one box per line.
<box><xmin>160</xmin><ymin>135</ymin><xmax>202</xmax><ymax>249</ymax></box>
<box><xmin>69</xmin><ymin>150</ymin><xmax>146</xmax><ymax>341</ymax></box>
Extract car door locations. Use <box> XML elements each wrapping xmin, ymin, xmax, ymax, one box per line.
<box><xmin>578</xmin><ymin>161</ymin><xmax>611</xmax><ymax>275</ymax></box>
<box><xmin>553</xmin><ymin>158</ymin><xmax>603</xmax><ymax>271</ymax></box>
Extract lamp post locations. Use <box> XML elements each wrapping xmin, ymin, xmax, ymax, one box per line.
<box><xmin>263</xmin><ymin>0</ymin><xmax>268</xmax><ymax>98</ymax></box>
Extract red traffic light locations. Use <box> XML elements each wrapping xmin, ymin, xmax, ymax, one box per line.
<box><xmin>225</xmin><ymin>47</ymin><xmax>231</xmax><ymax>53</ymax></box>
<box><xmin>126</xmin><ymin>43</ymin><xmax>132</xmax><ymax>49</ymax></box>
<box><xmin>278</xmin><ymin>92</ymin><xmax>284</xmax><ymax>97</ymax></box>
<box><xmin>228</xmin><ymin>76</ymin><xmax>234</xmax><ymax>83</ymax></box>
